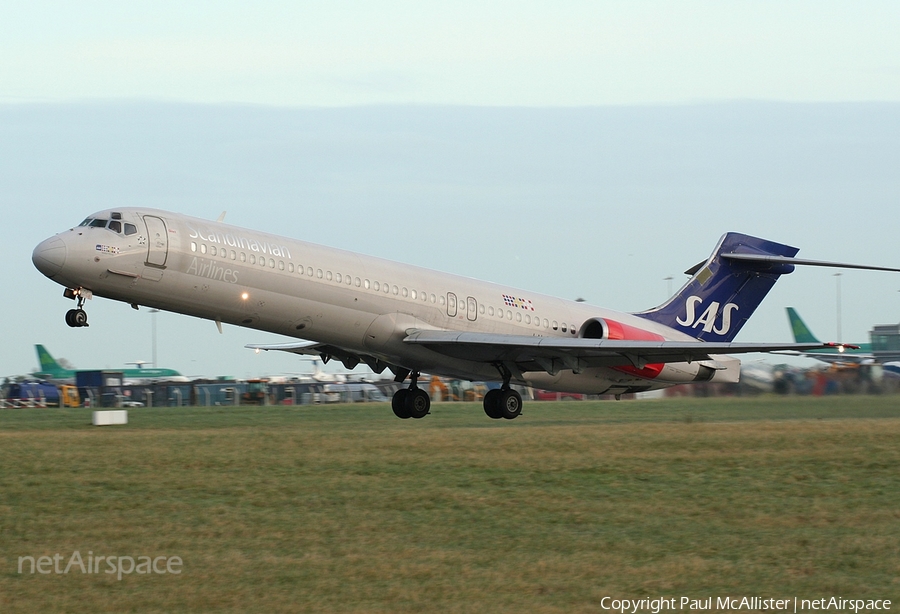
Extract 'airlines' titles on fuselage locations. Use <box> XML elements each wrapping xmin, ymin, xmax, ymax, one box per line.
<box><xmin>186</xmin><ymin>224</ymin><xmax>292</xmax><ymax>259</ymax></box>
<box><xmin>186</xmin><ymin>257</ymin><xmax>239</xmax><ymax>284</ymax></box>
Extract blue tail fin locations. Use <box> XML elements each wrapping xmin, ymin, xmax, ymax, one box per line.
<box><xmin>634</xmin><ymin>233</ymin><xmax>799</xmax><ymax>342</ymax></box>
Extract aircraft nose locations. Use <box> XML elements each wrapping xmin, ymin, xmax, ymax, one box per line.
<box><xmin>32</xmin><ymin>236</ymin><xmax>67</xmax><ymax>278</ymax></box>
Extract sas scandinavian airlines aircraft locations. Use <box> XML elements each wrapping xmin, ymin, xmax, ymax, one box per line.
<box><xmin>32</xmin><ymin>208</ymin><xmax>899</xmax><ymax>420</ymax></box>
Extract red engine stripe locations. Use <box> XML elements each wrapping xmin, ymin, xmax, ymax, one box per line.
<box><xmin>606</xmin><ymin>320</ymin><xmax>665</xmax><ymax>379</ymax></box>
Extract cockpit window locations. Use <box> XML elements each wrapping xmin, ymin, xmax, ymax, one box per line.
<box><xmin>124</xmin><ymin>223</ymin><xmax>137</xmax><ymax>236</ymax></box>
<box><xmin>90</xmin><ymin>219</ymin><xmax>108</xmax><ymax>228</ymax></box>
<box><xmin>79</xmin><ymin>218</ymin><xmax>93</xmax><ymax>227</ymax></box>
<box><xmin>108</xmin><ymin>220</ymin><xmax>122</xmax><ymax>233</ymax></box>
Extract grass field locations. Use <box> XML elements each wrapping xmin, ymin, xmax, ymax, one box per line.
<box><xmin>1</xmin><ymin>396</ymin><xmax>899</xmax><ymax>612</ymax></box>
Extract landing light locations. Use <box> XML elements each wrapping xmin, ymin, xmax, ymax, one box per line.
<box><xmin>241</xmin><ymin>292</ymin><xmax>249</xmax><ymax>300</ymax></box>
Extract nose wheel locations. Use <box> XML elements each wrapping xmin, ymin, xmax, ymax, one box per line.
<box><xmin>63</xmin><ymin>288</ymin><xmax>89</xmax><ymax>327</ymax></box>
<box><xmin>65</xmin><ymin>308</ymin><xmax>89</xmax><ymax>327</ymax></box>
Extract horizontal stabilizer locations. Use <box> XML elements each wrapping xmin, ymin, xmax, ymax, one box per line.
<box><xmin>722</xmin><ymin>253</ymin><xmax>900</xmax><ymax>273</ymax></box>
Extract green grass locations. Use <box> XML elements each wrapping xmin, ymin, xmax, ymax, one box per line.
<box><xmin>1</xmin><ymin>396</ymin><xmax>899</xmax><ymax>612</ymax></box>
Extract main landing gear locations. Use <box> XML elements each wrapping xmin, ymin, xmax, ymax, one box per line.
<box><xmin>482</xmin><ymin>387</ymin><xmax>522</xmax><ymax>420</ymax></box>
<box><xmin>391</xmin><ymin>371</ymin><xmax>431</xmax><ymax>419</ymax></box>
<box><xmin>483</xmin><ymin>363</ymin><xmax>522</xmax><ymax>420</ymax></box>
<box><xmin>389</xmin><ymin>366</ymin><xmax>524</xmax><ymax>421</ymax></box>
<box><xmin>63</xmin><ymin>289</ymin><xmax>89</xmax><ymax>328</ymax></box>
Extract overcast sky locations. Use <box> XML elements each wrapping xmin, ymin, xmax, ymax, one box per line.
<box><xmin>2</xmin><ymin>3</ymin><xmax>899</xmax><ymax>379</ymax></box>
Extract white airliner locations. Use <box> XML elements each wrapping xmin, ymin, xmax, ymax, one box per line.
<box><xmin>32</xmin><ymin>208</ymin><xmax>898</xmax><ymax>420</ymax></box>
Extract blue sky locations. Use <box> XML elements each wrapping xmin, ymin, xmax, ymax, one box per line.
<box><xmin>3</xmin><ymin>2</ymin><xmax>899</xmax><ymax>106</ymax></box>
<box><xmin>2</xmin><ymin>3</ymin><xmax>899</xmax><ymax>379</ymax></box>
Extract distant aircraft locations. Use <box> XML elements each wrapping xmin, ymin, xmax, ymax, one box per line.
<box><xmin>32</xmin><ymin>208</ymin><xmax>899</xmax><ymax>419</ymax></box>
<box><xmin>785</xmin><ymin>308</ymin><xmax>875</xmax><ymax>364</ymax></box>
<box><xmin>32</xmin><ymin>344</ymin><xmax>188</xmax><ymax>384</ymax></box>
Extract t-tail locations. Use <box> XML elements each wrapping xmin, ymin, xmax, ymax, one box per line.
<box><xmin>635</xmin><ymin>233</ymin><xmax>799</xmax><ymax>342</ymax></box>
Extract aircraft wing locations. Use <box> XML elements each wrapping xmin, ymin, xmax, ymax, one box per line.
<box><xmin>248</xmin><ymin>334</ymin><xmax>856</xmax><ymax>377</ymax></box>
<box><xmin>402</xmin><ymin>330</ymin><xmax>854</xmax><ymax>371</ymax></box>
<box><xmin>769</xmin><ymin>350</ymin><xmax>875</xmax><ymax>365</ymax></box>
<box><xmin>245</xmin><ymin>341</ymin><xmax>395</xmax><ymax>374</ymax></box>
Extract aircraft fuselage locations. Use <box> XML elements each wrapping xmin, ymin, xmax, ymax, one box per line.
<box><xmin>33</xmin><ymin>207</ymin><xmax>732</xmax><ymax>398</ymax></box>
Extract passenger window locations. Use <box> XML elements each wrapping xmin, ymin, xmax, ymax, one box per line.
<box><xmin>373</xmin><ymin>281</ymin><xmax>380</xmax><ymax>291</ymax></box>
<box><xmin>107</xmin><ymin>220</ymin><xmax>121</xmax><ymax>233</ymax></box>
<box><xmin>201</xmin><ymin>244</ymin><xmax>208</xmax><ymax>255</ymax></box>
<box><xmin>278</xmin><ymin>261</ymin><xmax>285</xmax><ymax>271</ymax></box>
<box><xmin>447</xmin><ymin>293</ymin><xmax>458</xmax><ymax>317</ymax></box>
<box><xmin>249</xmin><ymin>254</ymin><xmax>255</xmax><ymax>264</ymax></box>
<box><xmin>288</xmin><ymin>263</ymin><xmax>294</xmax><ymax>272</ymax></box>
<box><xmin>240</xmin><ymin>253</ymin><xmax>246</xmax><ymax>263</ymax></box>
<box><xmin>335</xmin><ymin>273</ymin><xmax>341</xmax><ymax>283</ymax></box>
<box><xmin>191</xmin><ymin>242</ymin><xmax>197</xmax><ymax>253</ymax></box>
<box><xmin>210</xmin><ymin>246</ymin><xmax>217</xmax><ymax>256</ymax></box>
<box><xmin>326</xmin><ymin>271</ymin><xmax>333</xmax><ymax>281</ymax></box>
<box><xmin>552</xmin><ymin>321</ymin><xmax>558</xmax><ymax>330</ymax></box>
<box><xmin>269</xmin><ymin>258</ymin><xmax>275</xmax><ymax>269</ymax></box>
<box><xmin>124</xmin><ymin>223</ymin><xmax>137</xmax><ymax>235</ymax></box>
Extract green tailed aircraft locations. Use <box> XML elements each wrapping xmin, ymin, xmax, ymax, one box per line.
<box><xmin>32</xmin><ymin>344</ymin><xmax>187</xmax><ymax>383</ymax></box>
<box><xmin>786</xmin><ymin>308</ymin><xmax>873</xmax><ymax>364</ymax></box>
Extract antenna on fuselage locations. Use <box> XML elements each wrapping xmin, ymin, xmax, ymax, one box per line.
<box><xmin>217</xmin><ymin>211</ymin><xmax>226</xmax><ymax>222</ymax></box>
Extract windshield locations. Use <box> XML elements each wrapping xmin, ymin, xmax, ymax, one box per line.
<box><xmin>78</xmin><ymin>214</ymin><xmax>137</xmax><ymax>236</ymax></box>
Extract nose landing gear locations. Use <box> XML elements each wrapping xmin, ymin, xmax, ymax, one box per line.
<box><xmin>65</xmin><ymin>308</ymin><xmax>89</xmax><ymax>328</ymax></box>
<box><xmin>63</xmin><ymin>288</ymin><xmax>90</xmax><ymax>328</ymax></box>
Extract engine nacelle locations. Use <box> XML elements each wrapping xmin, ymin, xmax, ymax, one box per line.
<box><xmin>579</xmin><ymin>317</ymin><xmax>664</xmax><ymax>342</ymax></box>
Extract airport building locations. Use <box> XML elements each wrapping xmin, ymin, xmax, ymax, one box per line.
<box><xmin>871</xmin><ymin>323</ymin><xmax>900</xmax><ymax>362</ymax></box>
